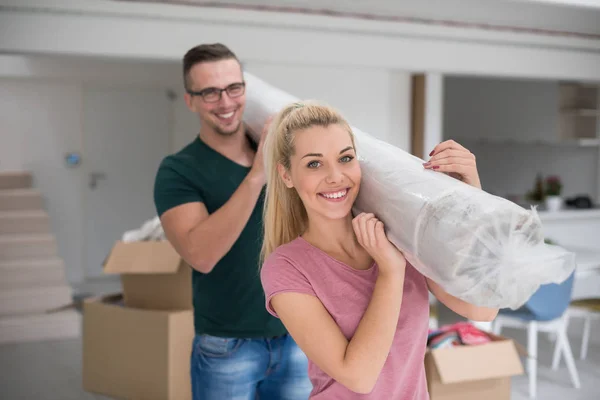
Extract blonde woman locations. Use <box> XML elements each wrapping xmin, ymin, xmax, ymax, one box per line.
<box><xmin>260</xmin><ymin>101</ymin><xmax>497</xmax><ymax>399</ymax></box>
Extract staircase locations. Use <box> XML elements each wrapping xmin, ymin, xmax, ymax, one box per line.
<box><xmin>0</xmin><ymin>171</ymin><xmax>80</xmax><ymax>344</ymax></box>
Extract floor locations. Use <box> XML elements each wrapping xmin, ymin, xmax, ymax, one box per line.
<box><xmin>1</xmin><ymin>278</ymin><xmax>598</xmax><ymax>399</ymax></box>
<box><xmin>505</xmin><ymin>327</ymin><xmax>599</xmax><ymax>400</ymax></box>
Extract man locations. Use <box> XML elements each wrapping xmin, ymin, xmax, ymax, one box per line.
<box><xmin>153</xmin><ymin>44</ymin><xmax>311</xmax><ymax>399</ymax></box>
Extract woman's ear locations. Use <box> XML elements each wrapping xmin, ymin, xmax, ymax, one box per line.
<box><xmin>277</xmin><ymin>163</ymin><xmax>294</xmax><ymax>188</ymax></box>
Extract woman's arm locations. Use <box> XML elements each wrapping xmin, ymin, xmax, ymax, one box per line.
<box><xmin>270</xmin><ymin>213</ymin><xmax>406</xmax><ymax>394</ymax></box>
<box><xmin>426</xmin><ymin>278</ymin><xmax>498</xmax><ymax>321</ymax></box>
<box><xmin>271</xmin><ymin>269</ymin><xmax>404</xmax><ymax>394</ymax></box>
<box><xmin>423</xmin><ymin>140</ymin><xmax>497</xmax><ymax>320</ymax></box>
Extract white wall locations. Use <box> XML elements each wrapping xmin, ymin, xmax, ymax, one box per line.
<box><xmin>444</xmin><ymin>77</ymin><xmax>560</xmax><ymax>142</ymax></box>
<box><xmin>0</xmin><ymin>80</ymin><xmax>190</xmax><ymax>284</ymax></box>
<box><xmin>0</xmin><ymin>56</ymin><xmax>186</xmax><ymax>283</ymax></box>
<box><xmin>0</xmin><ymin>55</ymin><xmax>184</xmax><ymax>167</ymax></box>
<box><xmin>0</xmin><ymin>80</ymin><xmax>86</xmax><ymax>283</ymax></box>
<box><xmin>171</xmin><ymin>93</ymin><xmax>200</xmax><ymax>152</ymax></box>
<box><xmin>244</xmin><ymin>63</ymin><xmax>411</xmax><ymax>150</ymax></box>
<box><xmin>2</xmin><ymin>0</ymin><xmax>600</xmax><ymax>82</ymax></box>
<box><xmin>443</xmin><ymin>76</ymin><xmax>599</xmax><ymax>201</ymax></box>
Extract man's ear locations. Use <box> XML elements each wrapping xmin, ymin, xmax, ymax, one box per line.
<box><xmin>184</xmin><ymin>92</ymin><xmax>195</xmax><ymax>112</ymax></box>
<box><xmin>277</xmin><ymin>163</ymin><xmax>294</xmax><ymax>188</ymax></box>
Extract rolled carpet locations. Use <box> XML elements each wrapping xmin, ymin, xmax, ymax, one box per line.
<box><xmin>243</xmin><ymin>72</ymin><xmax>575</xmax><ymax>310</ymax></box>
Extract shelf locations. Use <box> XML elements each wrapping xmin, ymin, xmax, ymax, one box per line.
<box><xmin>560</xmin><ymin>109</ymin><xmax>600</xmax><ymax>117</ymax></box>
<box><xmin>559</xmin><ymin>81</ymin><xmax>600</xmax><ymax>90</ymax></box>
<box><xmin>453</xmin><ymin>137</ymin><xmax>600</xmax><ymax>147</ymax></box>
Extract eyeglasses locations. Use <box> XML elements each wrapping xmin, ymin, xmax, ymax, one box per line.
<box><xmin>186</xmin><ymin>82</ymin><xmax>246</xmax><ymax>103</ymax></box>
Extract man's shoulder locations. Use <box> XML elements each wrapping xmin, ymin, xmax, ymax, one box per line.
<box><xmin>158</xmin><ymin>139</ymin><xmax>206</xmax><ymax>172</ymax></box>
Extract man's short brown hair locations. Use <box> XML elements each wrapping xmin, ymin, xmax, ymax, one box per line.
<box><xmin>183</xmin><ymin>43</ymin><xmax>240</xmax><ymax>90</ymax></box>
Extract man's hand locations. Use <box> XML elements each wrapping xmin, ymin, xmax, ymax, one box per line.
<box><xmin>248</xmin><ymin>116</ymin><xmax>273</xmax><ymax>186</ymax></box>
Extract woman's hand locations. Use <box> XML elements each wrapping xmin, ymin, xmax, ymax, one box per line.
<box><xmin>423</xmin><ymin>140</ymin><xmax>482</xmax><ymax>189</ymax></box>
<box><xmin>352</xmin><ymin>213</ymin><xmax>406</xmax><ymax>276</ymax></box>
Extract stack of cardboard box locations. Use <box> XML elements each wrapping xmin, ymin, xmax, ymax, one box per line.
<box><xmin>83</xmin><ymin>240</ymin><xmax>195</xmax><ymax>400</ymax></box>
<box><xmin>0</xmin><ymin>171</ymin><xmax>79</xmax><ymax>344</ymax></box>
<box><xmin>83</xmin><ymin>224</ymin><xmax>526</xmax><ymax>400</ymax></box>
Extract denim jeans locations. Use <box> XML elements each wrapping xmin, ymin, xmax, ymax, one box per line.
<box><xmin>191</xmin><ymin>333</ymin><xmax>312</xmax><ymax>400</ymax></box>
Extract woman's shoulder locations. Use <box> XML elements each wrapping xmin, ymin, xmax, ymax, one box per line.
<box><xmin>265</xmin><ymin>237</ymin><xmax>309</xmax><ymax>266</ymax></box>
<box><xmin>261</xmin><ymin>238</ymin><xmax>314</xmax><ymax>286</ymax></box>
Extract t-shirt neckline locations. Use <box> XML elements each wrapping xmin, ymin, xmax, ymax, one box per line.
<box><xmin>195</xmin><ymin>134</ymin><xmax>254</xmax><ymax>170</ymax></box>
<box><xmin>296</xmin><ymin>236</ymin><xmax>377</xmax><ymax>274</ymax></box>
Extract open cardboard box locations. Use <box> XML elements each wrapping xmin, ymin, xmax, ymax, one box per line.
<box><xmin>103</xmin><ymin>240</ymin><xmax>192</xmax><ymax>310</ymax></box>
<box><xmin>82</xmin><ymin>294</ymin><xmax>194</xmax><ymax>400</ymax></box>
<box><xmin>425</xmin><ymin>333</ymin><xmax>526</xmax><ymax>400</ymax></box>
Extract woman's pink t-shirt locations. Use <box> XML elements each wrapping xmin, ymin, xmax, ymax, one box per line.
<box><xmin>261</xmin><ymin>237</ymin><xmax>430</xmax><ymax>400</ymax></box>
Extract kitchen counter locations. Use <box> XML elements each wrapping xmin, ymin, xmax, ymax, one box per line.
<box><xmin>538</xmin><ymin>208</ymin><xmax>600</xmax><ymax>222</ymax></box>
<box><xmin>537</xmin><ymin>209</ymin><xmax>600</xmax><ymax>300</ymax></box>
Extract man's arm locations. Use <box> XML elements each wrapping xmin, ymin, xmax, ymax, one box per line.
<box><xmin>159</xmin><ymin>121</ymin><xmax>270</xmax><ymax>274</ymax></box>
<box><xmin>160</xmin><ymin>172</ymin><xmax>264</xmax><ymax>274</ymax></box>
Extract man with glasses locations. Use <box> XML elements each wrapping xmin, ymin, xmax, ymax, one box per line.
<box><xmin>153</xmin><ymin>44</ymin><xmax>311</xmax><ymax>399</ymax></box>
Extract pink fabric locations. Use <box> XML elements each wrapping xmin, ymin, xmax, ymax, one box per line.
<box><xmin>261</xmin><ymin>237</ymin><xmax>430</xmax><ymax>400</ymax></box>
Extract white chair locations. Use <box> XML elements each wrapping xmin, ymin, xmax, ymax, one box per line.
<box><xmin>556</xmin><ymin>299</ymin><xmax>600</xmax><ymax>362</ymax></box>
<box><xmin>491</xmin><ymin>273</ymin><xmax>580</xmax><ymax>399</ymax></box>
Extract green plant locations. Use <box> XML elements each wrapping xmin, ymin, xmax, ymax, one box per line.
<box><xmin>526</xmin><ymin>173</ymin><xmax>546</xmax><ymax>202</ymax></box>
<box><xmin>545</xmin><ymin>176</ymin><xmax>562</xmax><ymax>197</ymax></box>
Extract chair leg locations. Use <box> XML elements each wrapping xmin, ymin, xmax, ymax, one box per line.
<box><xmin>429</xmin><ymin>316</ymin><xmax>439</xmax><ymax>330</ymax></box>
<box><xmin>558</xmin><ymin>319</ymin><xmax>581</xmax><ymax>389</ymax></box>
<box><xmin>551</xmin><ymin>328</ymin><xmax>562</xmax><ymax>371</ymax></box>
<box><xmin>528</xmin><ymin>321</ymin><xmax>538</xmax><ymax>399</ymax></box>
<box><xmin>492</xmin><ymin>319</ymin><xmax>502</xmax><ymax>335</ymax></box>
<box><xmin>581</xmin><ymin>315</ymin><xmax>591</xmax><ymax>360</ymax></box>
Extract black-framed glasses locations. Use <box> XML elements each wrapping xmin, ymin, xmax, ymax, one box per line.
<box><xmin>186</xmin><ymin>82</ymin><xmax>246</xmax><ymax>103</ymax></box>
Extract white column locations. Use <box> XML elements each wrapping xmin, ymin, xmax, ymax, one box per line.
<box><xmin>595</xmin><ymin>85</ymin><xmax>600</xmax><ymax>203</ymax></box>
<box><xmin>388</xmin><ymin>71</ymin><xmax>412</xmax><ymax>152</ymax></box>
<box><xmin>423</xmin><ymin>73</ymin><xmax>444</xmax><ymax>158</ymax></box>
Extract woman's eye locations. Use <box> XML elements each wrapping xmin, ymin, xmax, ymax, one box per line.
<box><xmin>307</xmin><ymin>160</ymin><xmax>321</xmax><ymax>168</ymax></box>
<box><xmin>340</xmin><ymin>155</ymin><xmax>354</xmax><ymax>163</ymax></box>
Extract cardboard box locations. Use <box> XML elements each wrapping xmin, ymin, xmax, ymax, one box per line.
<box><xmin>83</xmin><ymin>295</ymin><xmax>194</xmax><ymax>400</ymax></box>
<box><xmin>425</xmin><ymin>334</ymin><xmax>525</xmax><ymax>400</ymax></box>
<box><xmin>103</xmin><ymin>240</ymin><xmax>192</xmax><ymax>310</ymax></box>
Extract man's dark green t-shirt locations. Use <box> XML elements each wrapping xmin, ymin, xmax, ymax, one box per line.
<box><xmin>153</xmin><ymin>136</ymin><xmax>286</xmax><ymax>338</ymax></box>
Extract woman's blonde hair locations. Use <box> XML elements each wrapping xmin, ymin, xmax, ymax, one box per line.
<box><xmin>260</xmin><ymin>100</ymin><xmax>356</xmax><ymax>264</ymax></box>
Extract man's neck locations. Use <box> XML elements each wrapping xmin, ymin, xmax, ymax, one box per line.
<box><xmin>198</xmin><ymin>125</ymin><xmax>249</xmax><ymax>158</ymax></box>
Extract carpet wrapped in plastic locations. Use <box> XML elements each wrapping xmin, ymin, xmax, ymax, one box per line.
<box><xmin>243</xmin><ymin>72</ymin><xmax>576</xmax><ymax>310</ymax></box>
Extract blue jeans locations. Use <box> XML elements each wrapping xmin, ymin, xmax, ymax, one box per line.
<box><xmin>191</xmin><ymin>333</ymin><xmax>312</xmax><ymax>400</ymax></box>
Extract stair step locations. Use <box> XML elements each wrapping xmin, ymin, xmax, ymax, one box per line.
<box><xmin>0</xmin><ymin>309</ymin><xmax>81</xmax><ymax>344</ymax></box>
<box><xmin>0</xmin><ymin>258</ymin><xmax>67</xmax><ymax>290</ymax></box>
<box><xmin>0</xmin><ymin>189</ymin><xmax>43</xmax><ymax>211</ymax></box>
<box><xmin>0</xmin><ymin>285</ymin><xmax>73</xmax><ymax>316</ymax></box>
<box><xmin>0</xmin><ymin>234</ymin><xmax>58</xmax><ymax>261</ymax></box>
<box><xmin>0</xmin><ymin>171</ymin><xmax>33</xmax><ymax>190</ymax></box>
<box><xmin>0</xmin><ymin>210</ymin><xmax>51</xmax><ymax>234</ymax></box>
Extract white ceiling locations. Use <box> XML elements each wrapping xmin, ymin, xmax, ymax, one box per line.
<box><xmin>119</xmin><ymin>0</ymin><xmax>600</xmax><ymax>37</ymax></box>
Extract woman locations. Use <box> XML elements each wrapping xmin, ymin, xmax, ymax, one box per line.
<box><xmin>260</xmin><ymin>101</ymin><xmax>497</xmax><ymax>399</ymax></box>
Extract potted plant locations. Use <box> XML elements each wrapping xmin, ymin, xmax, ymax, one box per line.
<box><xmin>525</xmin><ymin>173</ymin><xmax>546</xmax><ymax>205</ymax></box>
<box><xmin>545</xmin><ymin>175</ymin><xmax>563</xmax><ymax>212</ymax></box>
